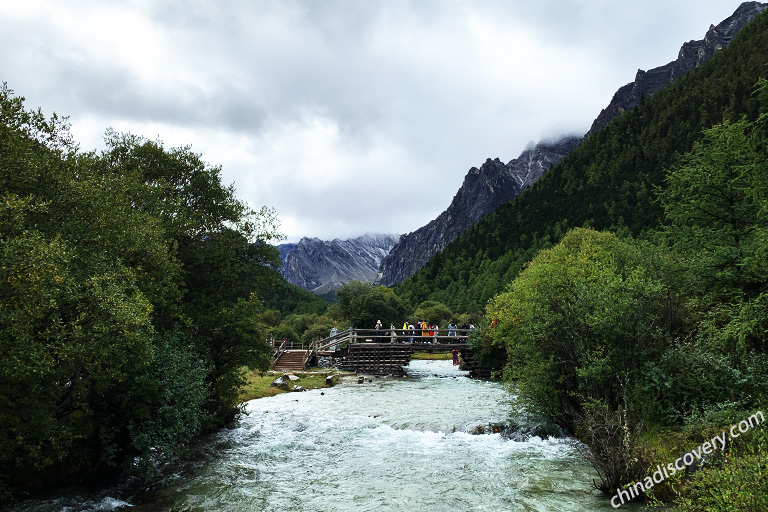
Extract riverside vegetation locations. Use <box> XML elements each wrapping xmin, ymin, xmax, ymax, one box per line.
<box><xmin>2</xmin><ymin>10</ymin><xmax>768</xmax><ymax>510</ymax></box>
<box><xmin>398</xmin><ymin>9</ymin><xmax>768</xmax><ymax>510</ymax></box>
<box><xmin>0</xmin><ymin>83</ymin><xmax>480</xmax><ymax>503</ymax></box>
<box><xmin>0</xmin><ymin>84</ymin><xmax>284</xmax><ymax>500</ymax></box>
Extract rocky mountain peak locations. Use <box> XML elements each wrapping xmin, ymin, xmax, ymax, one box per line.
<box><xmin>279</xmin><ymin>233</ymin><xmax>398</xmax><ymax>295</ymax></box>
<box><xmin>378</xmin><ymin>2</ymin><xmax>766</xmax><ymax>288</ymax></box>
<box><xmin>377</xmin><ymin>135</ymin><xmax>581</xmax><ymax>286</ymax></box>
<box><xmin>586</xmin><ymin>1</ymin><xmax>767</xmax><ymax>137</ymax></box>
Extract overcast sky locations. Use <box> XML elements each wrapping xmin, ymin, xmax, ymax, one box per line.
<box><xmin>1</xmin><ymin>0</ymin><xmax>748</xmax><ymax>243</ymax></box>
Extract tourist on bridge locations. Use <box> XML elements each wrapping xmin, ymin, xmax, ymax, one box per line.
<box><xmin>375</xmin><ymin>319</ymin><xmax>383</xmax><ymax>343</ymax></box>
<box><xmin>408</xmin><ymin>323</ymin><xmax>415</xmax><ymax>343</ymax></box>
<box><xmin>448</xmin><ymin>321</ymin><xmax>457</xmax><ymax>338</ymax></box>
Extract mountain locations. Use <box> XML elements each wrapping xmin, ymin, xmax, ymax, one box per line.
<box><xmin>378</xmin><ymin>136</ymin><xmax>581</xmax><ymax>286</ymax></box>
<box><xmin>586</xmin><ymin>1</ymin><xmax>767</xmax><ymax>137</ymax></box>
<box><xmin>279</xmin><ymin>234</ymin><xmax>398</xmax><ymax>295</ymax></box>
<box><xmin>394</xmin><ymin>5</ymin><xmax>768</xmax><ymax>312</ymax></box>
<box><xmin>379</xmin><ymin>2</ymin><xmax>766</xmax><ymax>287</ymax></box>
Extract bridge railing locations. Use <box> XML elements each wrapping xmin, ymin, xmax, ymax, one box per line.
<box><xmin>315</xmin><ymin>328</ymin><xmax>353</xmax><ymax>352</ymax></box>
<box><xmin>303</xmin><ymin>327</ymin><xmax>472</xmax><ymax>367</ymax></box>
<box><xmin>273</xmin><ymin>337</ymin><xmax>288</xmax><ymax>362</ymax></box>
<box><xmin>348</xmin><ymin>327</ymin><xmax>471</xmax><ymax>344</ymax></box>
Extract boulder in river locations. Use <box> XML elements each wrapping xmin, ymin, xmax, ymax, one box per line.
<box><xmin>271</xmin><ymin>377</ymin><xmax>290</xmax><ymax>390</ymax></box>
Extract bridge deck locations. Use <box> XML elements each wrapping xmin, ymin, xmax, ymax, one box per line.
<box><xmin>273</xmin><ymin>327</ymin><xmax>475</xmax><ymax>374</ymax></box>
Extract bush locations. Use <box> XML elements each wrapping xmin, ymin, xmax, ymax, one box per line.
<box><xmin>674</xmin><ymin>419</ymin><xmax>768</xmax><ymax>511</ymax></box>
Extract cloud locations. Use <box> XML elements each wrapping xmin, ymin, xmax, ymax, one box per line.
<box><xmin>0</xmin><ymin>0</ymin><xmax>741</xmax><ymax>242</ymax></box>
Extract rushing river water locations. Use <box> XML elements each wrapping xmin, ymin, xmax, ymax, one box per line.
<box><xmin>13</xmin><ymin>360</ymin><xmax>631</xmax><ymax>511</ymax></box>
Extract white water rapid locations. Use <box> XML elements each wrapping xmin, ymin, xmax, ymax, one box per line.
<box><xmin>13</xmin><ymin>360</ymin><xmax>633</xmax><ymax>511</ymax></box>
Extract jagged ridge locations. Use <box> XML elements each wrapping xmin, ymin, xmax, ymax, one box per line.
<box><xmin>587</xmin><ymin>1</ymin><xmax>767</xmax><ymax>136</ymax></box>
<box><xmin>378</xmin><ymin>137</ymin><xmax>581</xmax><ymax>286</ymax></box>
<box><xmin>279</xmin><ymin>233</ymin><xmax>398</xmax><ymax>294</ymax></box>
<box><xmin>379</xmin><ymin>1</ymin><xmax>766</xmax><ymax>287</ymax></box>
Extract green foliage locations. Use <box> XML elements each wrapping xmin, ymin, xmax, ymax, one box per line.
<box><xmin>411</xmin><ymin>300</ymin><xmax>453</xmax><ymax>326</ymax></box>
<box><xmin>335</xmin><ymin>281</ymin><xmax>408</xmax><ymax>329</ymax></box>
<box><xmin>464</xmin><ymin>326</ymin><xmax>506</xmax><ymax>374</ymax></box>
<box><xmin>101</xmin><ymin>130</ymin><xmax>280</xmax><ymax>424</ymax></box>
<box><xmin>0</xmin><ymin>83</ymin><xmax>282</xmax><ymax>498</ymax></box>
<box><xmin>637</xmin><ymin>104</ymin><xmax>768</xmax><ymax>430</ymax></box>
<box><xmin>486</xmin><ymin>228</ymin><xmax>683</xmax><ymax>431</ymax></box>
<box><xmin>262</xmin><ymin>276</ymin><xmax>329</xmax><ymax>316</ymax></box>
<box><xmin>279</xmin><ymin>312</ymin><xmax>338</xmax><ymax>343</ymax></box>
<box><xmin>673</xmin><ymin>419</ymin><xmax>768</xmax><ymax>511</ymax></box>
<box><xmin>660</xmin><ymin>117</ymin><xmax>768</xmax><ymax>305</ymax></box>
<box><xmin>642</xmin><ymin>338</ymin><xmax>768</xmax><ymax>427</ymax></box>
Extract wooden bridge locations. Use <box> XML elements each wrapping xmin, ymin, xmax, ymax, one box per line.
<box><xmin>272</xmin><ymin>327</ymin><xmax>484</xmax><ymax>377</ymax></box>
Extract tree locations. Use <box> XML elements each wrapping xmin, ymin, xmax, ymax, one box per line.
<box><xmin>485</xmin><ymin>228</ymin><xmax>684</xmax><ymax>495</ymax></box>
<box><xmin>0</xmin><ymin>86</ymin><xmax>160</xmax><ymax>493</ymax></box>
<box><xmin>412</xmin><ymin>300</ymin><xmax>453</xmax><ymax>326</ymax></box>
<box><xmin>100</xmin><ymin>132</ymin><xmax>282</xmax><ymax>423</ymax></box>
<box><xmin>0</xmin><ymin>85</ymin><xmax>284</xmax><ymax>498</ymax></box>
<box><xmin>335</xmin><ymin>281</ymin><xmax>408</xmax><ymax>329</ymax></box>
<box><xmin>660</xmin><ymin>117</ymin><xmax>768</xmax><ymax>302</ymax></box>
<box><xmin>486</xmin><ymin>228</ymin><xmax>682</xmax><ymax>432</ymax></box>
<box><xmin>660</xmin><ymin>109</ymin><xmax>768</xmax><ymax>353</ymax></box>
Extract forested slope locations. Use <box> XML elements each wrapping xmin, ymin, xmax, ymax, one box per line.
<box><xmin>396</xmin><ymin>10</ymin><xmax>768</xmax><ymax>312</ymax></box>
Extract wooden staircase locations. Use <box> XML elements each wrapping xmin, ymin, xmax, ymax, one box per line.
<box><xmin>347</xmin><ymin>343</ymin><xmax>412</xmax><ymax>376</ymax></box>
<box><xmin>273</xmin><ymin>350</ymin><xmax>307</xmax><ymax>372</ymax></box>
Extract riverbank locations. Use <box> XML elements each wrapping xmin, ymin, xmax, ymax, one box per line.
<box><xmin>240</xmin><ymin>351</ymin><xmax>455</xmax><ymax>402</ymax></box>
<box><xmin>238</xmin><ymin>369</ymin><xmax>352</xmax><ymax>402</ymax></box>
<box><xmin>411</xmin><ymin>350</ymin><xmax>452</xmax><ymax>360</ymax></box>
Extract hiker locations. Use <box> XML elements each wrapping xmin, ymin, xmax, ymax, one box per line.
<box><xmin>452</xmin><ymin>348</ymin><xmax>459</xmax><ymax>366</ymax></box>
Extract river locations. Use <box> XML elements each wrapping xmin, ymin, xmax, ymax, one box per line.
<box><xmin>12</xmin><ymin>360</ymin><xmax>631</xmax><ymax>511</ymax></box>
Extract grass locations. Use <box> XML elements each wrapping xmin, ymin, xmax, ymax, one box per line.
<box><xmin>239</xmin><ymin>351</ymin><xmax>456</xmax><ymax>402</ymax></box>
<box><xmin>411</xmin><ymin>351</ymin><xmax>453</xmax><ymax>360</ymax></box>
<box><xmin>238</xmin><ymin>369</ymin><xmax>350</xmax><ymax>402</ymax></box>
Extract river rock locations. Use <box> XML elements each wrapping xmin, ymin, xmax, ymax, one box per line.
<box><xmin>287</xmin><ymin>374</ymin><xmax>300</xmax><ymax>381</ymax></box>
<box><xmin>271</xmin><ymin>377</ymin><xmax>291</xmax><ymax>390</ymax></box>
<box><xmin>500</xmin><ymin>422</ymin><xmax>566</xmax><ymax>441</ymax></box>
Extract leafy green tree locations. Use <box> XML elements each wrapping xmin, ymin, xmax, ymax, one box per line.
<box><xmin>100</xmin><ymin>132</ymin><xmax>281</xmax><ymax>423</ymax></box>
<box><xmin>486</xmin><ymin>228</ymin><xmax>682</xmax><ymax>431</ymax></box>
<box><xmin>0</xmin><ymin>84</ymin><xmax>283</xmax><ymax>498</ymax></box>
<box><xmin>262</xmin><ymin>277</ymin><xmax>328</xmax><ymax>316</ymax></box>
<box><xmin>660</xmin><ymin>111</ymin><xmax>768</xmax><ymax>353</ymax></box>
<box><xmin>644</xmin><ymin>106</ymin><xmax>768</xmax><ymax>427</ymax></box>
<box><xmin>660</xmin><ymin>117</ymin><xmax>768</xmax><ymax>301</ymax></box>
<box><xmin>335</xmin><ymin>281</ymin><xmax>408</xmax><ymax>329</ymax></box>
<box><xmin>273</xmin><ymin>323</ymin><xmax>300</xmax><ymax>343</ymax></box>
<box><xmin>412</xmin><ymin>300</ymin><xmax>453</xmax><ymax>326</ymax></box>
<box><xmin>486</xmin><ymin>228</ymin><xmax>685</xmax><ymax>494</ymax></box>
<box><xmin>0</xmin><ymin>86</ymin><xmax>160</xmax><ymax>493</ymax></box>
